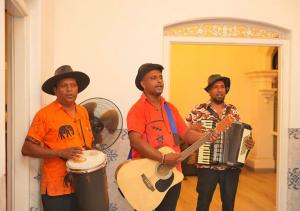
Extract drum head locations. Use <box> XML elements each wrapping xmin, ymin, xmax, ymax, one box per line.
<box><xmin>66</xmin><ymin>150</ymin><xmax>106</xmax><ymax>171</ymax></box>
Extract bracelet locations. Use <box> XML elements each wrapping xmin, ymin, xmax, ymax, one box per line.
<box><xmin>161</xmin><ymin>154</ymin><xmax>165</xmax><ymax>164</ymax></box>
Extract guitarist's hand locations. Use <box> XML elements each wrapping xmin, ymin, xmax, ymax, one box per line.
<box><xmin>164</xmin><ymin>153</ymin><xmax>181</xmax><ymax>166</ymax></box>
<box><xmin>189</xmin><ymin>123</ymin><xmax>205</xmax><ymax>132</ymax></box>
<box><xmin>209</xmin><ymin>130</ymin><xmax>220</xmax><ymax>143</ymax></box>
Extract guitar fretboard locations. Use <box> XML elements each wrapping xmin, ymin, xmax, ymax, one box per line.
<box><xmin>180</xmin><ymin>131</ymin><xmax>211</xmax><ymax>161</ymax></box>
<box><xmin>179</xmin><ymin>116</ymin><xmax>234</xmax><ymax>162</ymax></box>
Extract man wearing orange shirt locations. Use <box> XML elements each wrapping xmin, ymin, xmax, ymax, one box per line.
<box><xmin>127</xmin><ymin>63</ymin><xmax>219</xmax><ymax>211</ymax></box>
<box><xmin>21</xmin><ymin>65</ymin><xmax>93</xmax><ymax>211</ymax></box>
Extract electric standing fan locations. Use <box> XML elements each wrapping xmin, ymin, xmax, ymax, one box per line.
<box><xmin>80</xmin><ymin>98</ymin><xmax>123</xmax><ymax>150</ymax></box>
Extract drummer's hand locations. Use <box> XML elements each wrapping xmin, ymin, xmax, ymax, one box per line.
<box><xmin>244</xmin><ymin>136</ymin><xmax>255</xmax><ymax>149</ymax></box>
<box><xmin>163</xmin><ymin>153</ymin><xmax>181</xmax><ymax>167</ymax></box>
<box><xmin>56</xmin><ymin>147</ymin><xmax>83</xmax><ymax>160</ymax></box>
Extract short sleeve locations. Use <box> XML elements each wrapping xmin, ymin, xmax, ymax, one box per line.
<box><xmin>26</xmin><ymin>111</ymin><xmax>47</xmax><ymax>143</ymax></box>
<box><xmin>186</xmin><ymin>108</ymin><xmax>197</xmax><ymax>124</ymax></box>
<box><xmin>127</xmin><ymin>105</ymin><xmax>146</xmax><ymax>135</ymax></box>
<box><xmin>228</xmin><ymin>104</ymin><xmax>240</xmax><ymax>121</ymax></box>
<box><xmin>185</xmin><ymin>104</ymin><xmax>206</xmax><ymax>125</ymax></box>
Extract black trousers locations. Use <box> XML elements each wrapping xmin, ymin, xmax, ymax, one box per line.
<box><xmin>156</xmin><ymin>182</ymin><xmax>181</xmax><ymax>211</ymax></box>
<box><xmin>133</xmin><ymin>183</ymin><xmax>181</xmax><ymax>211</ymax></box>
<box><xmin>196</xmin><ymin>168</ymin><xmax>241</xmax><ymax>211</ymax></box>
<box><xmin>41</xmin><ymin>193</ymin><xmax>78</xmax><ymax>211</ymax></box>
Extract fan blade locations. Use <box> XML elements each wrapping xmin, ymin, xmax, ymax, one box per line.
<box><xmin>99</xmin><ymin>109</ymin><xmax>119</xmax><ymax>134</ymax></box>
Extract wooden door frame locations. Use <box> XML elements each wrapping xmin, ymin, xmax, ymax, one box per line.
<box><xmin>5</xmin><ymin>0</ymin><xmax>42</xmax><ymax>210</ymax></box>
<box><xmin>0</xmin><ymin>0</ymin><xmax>6</xmax><ymax>209</ymax></box>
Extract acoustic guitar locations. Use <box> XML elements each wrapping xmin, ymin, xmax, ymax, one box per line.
<box><xmin>116</xmin><ymin>116</ymin><xmax>234</xmax><ymax>211</ymax></box>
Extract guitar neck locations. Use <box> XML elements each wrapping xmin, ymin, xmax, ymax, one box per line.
<box><xmin>180</xmin><ymin>131</ymin><xmax>211</xmax><ymax>161</ymax></box>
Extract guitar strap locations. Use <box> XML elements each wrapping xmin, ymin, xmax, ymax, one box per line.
<box><xmin>127</xmin><ymin>102</ymin><xmax>180</xmax><ymax>160</ymax></box>
<box><xmin>164</xmin><ymin>102</ymin><xmax>180</xmax><ymax>145</ymax></box>
<box><xmin>127</xmin><ymin>147</ymin><xmax>133</xmax><ymax>160</ymax></box>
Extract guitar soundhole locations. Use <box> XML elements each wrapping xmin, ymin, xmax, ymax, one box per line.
<box><xmin>156</xmin><ymin>164</ymin><xmax>171</xmax><ymax>178</ymax></box>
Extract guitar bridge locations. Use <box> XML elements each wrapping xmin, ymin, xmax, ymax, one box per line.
<box><xmin>141</xmin><ymin>174</ymin><xmax>155</xmax><ymax>191</ymax></box>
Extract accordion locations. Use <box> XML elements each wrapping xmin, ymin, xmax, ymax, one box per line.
<box><xmin>197</xmin><ymin>119</ymin><xmax>252</xmax><ymax>167</ymax></box>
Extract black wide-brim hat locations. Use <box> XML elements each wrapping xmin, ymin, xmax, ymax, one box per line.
<box><xmin>135</xmin><ymin>63</ymin><xmax>164</xmax><ymax>91</ymax></box>
<box><xmin>42</xmin><ymin>65</ymin><xmax>90</xmax><ymax>95</ymax></box>
<box><xmin>204</xmin><ymin>74</ymin><xmax>230</xmax><ymax>93</ymax></box>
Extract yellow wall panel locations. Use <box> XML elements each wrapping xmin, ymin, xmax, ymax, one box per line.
<box><xmin>170</xmin><ymin>44</ymin><xmax>275</xmax><ymax>122</ymax></box>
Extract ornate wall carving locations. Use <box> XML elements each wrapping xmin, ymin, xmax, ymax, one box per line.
<box><xmin>164</xmin><ymin>22</ymin><xmax>283</xmax><ymax>38</ymax></box>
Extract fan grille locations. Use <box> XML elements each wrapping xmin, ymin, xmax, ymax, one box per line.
<box><xmin>80</xmin><ymin>98</ymin><xmax>123</xmax><ymax>150</ymax></box>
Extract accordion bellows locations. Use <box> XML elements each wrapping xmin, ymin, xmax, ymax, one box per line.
<box><xmin>197</xmin><ymin>120</ymin><xmax>252</xmax><ymax>168</ymax></box>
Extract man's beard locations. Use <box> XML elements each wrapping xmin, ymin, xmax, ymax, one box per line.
<box><xmin>153</xmin><ymin>85</ymin><xmax>164</xmax><ymax>96</ymax></box>
<box><xmin>153</xmin><ymin>92</ymin><xmax>162</xmax><ymax>97</ymax></box>
<box><xmin>147</xmin><ymin>89</ymin><xmax>163</xmax><ymax>97</ymax></box>
<box><xmin>212</xmin><ymin>97</ymin><xmax>224</xmax><ymax>105</ymax></box>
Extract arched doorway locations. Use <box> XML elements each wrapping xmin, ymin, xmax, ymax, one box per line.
<box><xmin>163</xmin><ymin>18</ymin><xmax>290</xmax><ymax>211</ymax></box>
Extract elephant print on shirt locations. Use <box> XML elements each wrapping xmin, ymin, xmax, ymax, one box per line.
<box><xmin>58</xmin><ymin>125</ymin><xmax>74</xmax><ymax>140</ymax></box>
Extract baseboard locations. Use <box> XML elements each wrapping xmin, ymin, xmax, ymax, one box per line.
<box><xmin>244</xmin><ymin>165</ymin><xmax>276</xmax><ymax>173</ymax></box>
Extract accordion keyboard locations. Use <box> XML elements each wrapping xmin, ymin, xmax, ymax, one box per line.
<box><xmin>197</xmin><ymin>120</ymin><xmax>215</xmax><ymax>165</ymax></box>
<box><xmin>197</xmin><ymin>144</ymin><xmax>211</xmax><ymax>164</ymax></box>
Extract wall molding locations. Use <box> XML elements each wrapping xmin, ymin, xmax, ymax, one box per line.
<box><xmin>5</xmin><ymin>0</ymin><xmax>28</xmax><ymax>17</ymax></box>
<box><xmin>164</xmin><ymin>18</ymin><xmax>289</xmax><ymax>39</ymax></box>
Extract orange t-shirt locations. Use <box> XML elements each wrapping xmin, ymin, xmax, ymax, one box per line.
<box><xmin>26</xmin><ymin>100</ymin><xmax>93</xmax><ymax>196</ymax></box>
<box><xmin>127</xmin><ymin>94</ymin><xmax>188</xmax><ymax>161</ymax></box>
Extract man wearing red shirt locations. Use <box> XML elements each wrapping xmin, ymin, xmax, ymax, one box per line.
<box><xmin>127</xmin><ymin>63</ymin><xmax>218</xmax><ymax>211</ymax></box>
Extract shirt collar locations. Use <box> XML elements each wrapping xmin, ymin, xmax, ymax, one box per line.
<box><xmin>53</xmin><ymin>100</ymin><xmax>63</xmax><ymax>110</ymax></box>
<box><xmin>206</xmin><ymin>100</ymin><xmax>228</xmax><ymax>109</ymax></box>
<box><xmin>140</xmin><ymin>93</ymin><xmax>166</xmax><ymax>105</ymax></box>
<box><xmin>53</xmin><ymin>100</ymin><xmax>79</xmax><ymax>116</ymax></box>
<box><xmin>206</xmin><ymin>100</ymin><xmax>231</xmax><ymax>119</ymax></box>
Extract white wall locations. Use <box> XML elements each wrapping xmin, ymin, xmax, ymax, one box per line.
<box><xmin>41</xmin><ymin>0</ymin><xmax>300</xmax><ymax>128</ymax></box>
<box><xmin>0</xmin><ymin>0</ymin><xmax>295</xmax><ymax>210</ymax></box>
<box><xmin>16</xmin><ymin>0</ymin><xmax>298</xmax><ymax>210</ymax></box>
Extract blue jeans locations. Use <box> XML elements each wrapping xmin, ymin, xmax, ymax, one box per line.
<box><xmin>196</xmin><ymin>168</ymin><xmax>241</xmax><ymax>211</ymax></box>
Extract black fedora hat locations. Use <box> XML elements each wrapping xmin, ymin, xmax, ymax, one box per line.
<box><xmin>204</xmin><ymin>74</ymin><xmax>230</xmax><ymax>93</ymax></box>
<box><xmin>135</xmin><ymin>63</ymin><xmax>164</xmax><ymax>91</ymax></box>
<box><xmin>42</xmin><ymin>65</ymin><xmax>90</xmax><ymax>95</ymax></box>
